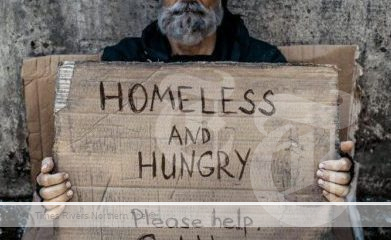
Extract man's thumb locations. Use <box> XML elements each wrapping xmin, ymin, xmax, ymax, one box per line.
<box><xmin>41</xmin><ymin>157</ymin><xmax>54</xmax><ymax>174</ymax></box>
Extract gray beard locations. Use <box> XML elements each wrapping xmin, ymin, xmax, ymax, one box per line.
<box><xmin>158</xmin><ymin>1</ymin><xmax>224</xmax><ymax>46</ymax></box>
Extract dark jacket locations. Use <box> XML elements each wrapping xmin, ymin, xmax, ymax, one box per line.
<box><xmin>101</xmin><ymin>9</ymin><xmax>286</xmax><ymax>63</ymax></box>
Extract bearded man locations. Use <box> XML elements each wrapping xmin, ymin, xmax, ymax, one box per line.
<box><xmin>102</xmin><ymin>0</ymin><xmax>287</xmax><ymax>62</ymax></box>
<box><xmin>35</xmin><ymin>0</ymin><xmax>354</xmax><ymax>216</ymax></box>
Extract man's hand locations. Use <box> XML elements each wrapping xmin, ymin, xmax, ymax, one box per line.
<box><xmin>36</xmin><ymin>157</ymin><xmax>73</xmax><ymax>219</ymax></box>
<box><xmin>317</xmin><ymin>141</ymin><xmax>354</xmax><ymax>202</ymax></box>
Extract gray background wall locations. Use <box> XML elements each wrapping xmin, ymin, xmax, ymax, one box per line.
<box><xmin>0</xmin><ymin>0</ymin><xmax>390</xmax><ymax>238</ymax></box>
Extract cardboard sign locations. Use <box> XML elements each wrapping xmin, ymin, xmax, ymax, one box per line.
<box><xmin>53</xmin><ymin>62</ymin><xmax>339</xmax><ymax>202</ymax></box>
<box><xmin>22</xmin><ymin>46</ymin><xmax>361</xmax><ymax>186</ymax></box>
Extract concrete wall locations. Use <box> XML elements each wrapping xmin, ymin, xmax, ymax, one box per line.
<box><xmin>0</xmin><ymin>0</ymin><xmax>390</xmax><ymax>238</ymax></box>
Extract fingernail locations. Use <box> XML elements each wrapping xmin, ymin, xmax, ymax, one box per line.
<box><xmin>64</xmin><ymin>174</ymin><xmax>69</xmax><ymax>180</ymax></box>
<box><xmin>316</xmin><ymin>170</ymin><xmax>323</xmax><ymax>177</ymax></box>
<box><xmin>66</xmin><ymin>181</ymin><xmax>71</xmax><ymax>188</ymax></box>
<box><xmin>319</xmin><ymin>163</ymin><xmax>325</xmax><ymax>169</ymax></box>
<box><xmin>67</xmin><ymin>190</ymin><xmax>73</xmax><ymax>197</ymax></box>
<box><xmin>318</xmin><ymin>179</ymin><xmax>324</xmax><ymax>186</ymax></box>
<box><xmin>41</xmin><ymin>164</ymin><xmax>47</xmax><ymax>171</ymax></box>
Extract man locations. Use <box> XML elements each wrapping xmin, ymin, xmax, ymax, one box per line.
<box><xmin>36</xmin><ymin>0</ymin><xmax>354</xmax><ymax>217</ymax></box>
<box><xmin>101</xmin><ymin>0</ymin><xmax>286</xmax><ymax>63</ymax></box>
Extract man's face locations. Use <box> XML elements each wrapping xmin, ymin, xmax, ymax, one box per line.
<box><xmin>158</xmin><ymin>0</ymin><xmax>224</xmax><ymax>46</ymax></box>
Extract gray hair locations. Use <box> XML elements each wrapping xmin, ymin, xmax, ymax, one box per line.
<box><xmin>158</xmin><ymin>0</ymin><xmax>224</xmax><ymax>46</ymax></box>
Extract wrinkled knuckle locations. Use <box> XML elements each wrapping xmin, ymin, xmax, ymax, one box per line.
<box><xmin>330</xmin><ymin>195</ymin><xmax>339</xmax><ymax>202</ymax></box>
<box><xmin>340</xmin><ymin>176</ymin><xmax>348</xmax><ymax>184</ymax></box>
<box><xmin>333</xmin><ymin>197</ymin><xmax>345</xmax><ymax>202</ymax></box>
<box><xmin>345</xmin><ymin>158</ymin><xmax>352</xmax><ymax>167</ymax></box>
<box><xmin>323</xmin><ymin>182</ymin><xmax>331</xmax><ymax>192</ymax></box>
<box><xmin>340</xmin><ymin>187</ymin><xmax>350</xmax><ymax>197</ymax></box>
<box><xmin>340</xmin><ymin>159</ymin><xmax>350</xmax><ymax>170</ymax></box>
<box><xmin>342</xmin><ymin>188</ymin><xmax>349</xmax><ymax>197</ymax></box>
<box><xmin>56</xmin><ymin>193</ymin><xmax>67</xmax><ymax>202</ymax></box>
<box><xmin>65</xmin><ymin>191</ymin><xmax>73</xmax><ymax>200</ymax></box>
<box><xmin>61</xmin><ymin>185</ymin><xmax>70</xmax><ymax>195</ymax></box>
<box><xmin>39</xmin><ymin>188</ymin><xmax>49</xmax><ymax>199</ymax></box>
<box><xmin>342</xmin><ymin>174</ymin><xmax>351</xmax><ymax>184</ymax></box>
<box><xmin>40</xmin><ymin>175</ymin><xmax>50</xmax><ymax>186</ymax></box>
<box><xmin>36</xmin><ymin>174</ymin><xmax>43</xmax><ymax>185</ymax></box>
<box><xmin>324</xmin><ymin>192</ymin><xmax>330</xmax><ymax>198</ymax></box>
<box><xmin>323</xmin><ymin>171</ymin><xmax>330</xmax><ymax>180</ymax></box>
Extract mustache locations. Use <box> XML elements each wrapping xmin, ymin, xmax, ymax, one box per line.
<box><xmin>158</xmin><ymin>0</ymin><xmax>224</xmax><ymax>46</ymax></box>
<box><xmin>167</xmin><ymin>1</ymin><xmax>209</xmax><ymax>16</ymax></box>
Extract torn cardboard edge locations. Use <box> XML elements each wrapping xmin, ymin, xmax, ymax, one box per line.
<box><xmin>349</xmin><ymin>46</ymin><xmax>363</xmax><ymax>142</ymax></box>
<box><xmin>55</xmin><ymin>61</ymin><xmax>76</xmax><ymax>113</ymax></box>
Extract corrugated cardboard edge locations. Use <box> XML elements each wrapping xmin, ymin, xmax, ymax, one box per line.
<box><xmin>347</xmin><ymin>46</ymin><xmax>365</xmax><ymax>240</ymax></box>
<box><xmin>280</xmin><ymin>45</ymin><xmax>362</xmax><ymax>142</ymax></box>
<box><xmin>54</xmin><ymin>61</ymin><xmax>76</xmax><ymax>113</ymax></box>
<box><xmin>349</xmin><ymin>46</ymin><xmax>363</xmax><ymax>142</ymax></box>
<box><xmin>72</xmin><ymin>60</ymin><xmax>340</xmax><ymax>70</ymax></box>
<box><xmin>279</xmin><ymin>45</ymin><xmax>364</xmax><ymax>239</ymax></box>
<box><xmin>21</xmin><ymin>54</ymin><xmax>100</xmax><ymax>184</ymax></box>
